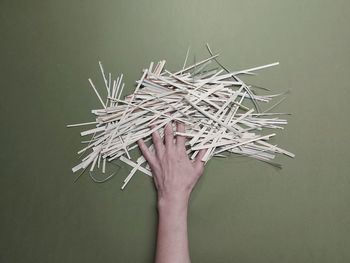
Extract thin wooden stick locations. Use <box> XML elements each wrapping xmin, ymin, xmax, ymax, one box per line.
<box><xmin>69</xmin><ymin>49</ymin><xmax>294</xmax><ymax>189</ymax></box>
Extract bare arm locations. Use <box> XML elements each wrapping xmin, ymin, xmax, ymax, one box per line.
<box><xmin>138</xmin><ymin>121</ymin><xmax>206</xmax><ymax>263</ymax></box>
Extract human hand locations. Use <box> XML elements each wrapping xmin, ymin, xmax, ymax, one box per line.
<box><xmin>137</xmin><ymin>121</ymin><xmax>207</xmax><ymax>207</ymax></box>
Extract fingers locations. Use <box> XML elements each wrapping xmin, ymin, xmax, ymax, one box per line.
<box><xmin>138</xmin><ymin>139</ymin><xmax>161</xmax><ymax>189</ymax></box>
<box><xmin>164</xmin><ymin>122</ymin><xmax>174</xmax><ymax>148</ymax></box>
<box><xmin>175</xmin><ymin>121</ymin><xmax>186</xmax><ymax>149</ymax></box>
<box><xmin>137</xmin><ymin>139</ymin><xmax>156</xmax><ymax>166</ymax></box>
<box><xmin>193</xmin><ymin>148</ymin><xmax>208</xmax><ymax>170</ymax></box>
<box><xmin>151</xmin><ymin>126</ymin><xmax>165</xmax><ymax>155</ymax></box>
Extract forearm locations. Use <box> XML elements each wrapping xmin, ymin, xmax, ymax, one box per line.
<box><xmin>137</xmin><ymin>122</ymin><xmax>206</xmax><ymax>263</ymax></box>
<box><xmin>155</xmin><ymin>197</ymin><xmax>191</xmax><ymax>263</ymax></box>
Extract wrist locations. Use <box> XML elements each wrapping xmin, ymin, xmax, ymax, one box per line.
<box><xmin>157</xmin><ymin>193</ymin><xmax>190</xmax><ymax>212</ymax></box>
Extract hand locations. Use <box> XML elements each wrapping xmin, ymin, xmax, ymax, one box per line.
<box><xmin>137</xmin><ymin>121</ymin><xmax>207</xmax><ymax>206</ymax></box>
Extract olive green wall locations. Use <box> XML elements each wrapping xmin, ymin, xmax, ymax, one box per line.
<box><xmin>1</xmin><ymin>0</ymin><xmax>349</xmax><ymax>262</ymax></box>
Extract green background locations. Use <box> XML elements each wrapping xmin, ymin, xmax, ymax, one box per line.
<box><xmin>1</xmin><ymin>0</ymin><xmax>349</xmax><ymax>262</ymax></box>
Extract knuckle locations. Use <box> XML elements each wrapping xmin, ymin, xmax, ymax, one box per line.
<box><xmin>165</xmin><ymin>129</ymin><xmax>173</xmax><ymax>136</ymax></box>
<box><xmin>152</xmin><ymin>137</ymin><xmax>158</xmax><ymax>144</ymax></box>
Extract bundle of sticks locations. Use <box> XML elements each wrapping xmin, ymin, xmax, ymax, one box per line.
<box><xmin>68</xmin><ymin>46</ymin><xmax>294</xmax><ymax>189</ymax></box>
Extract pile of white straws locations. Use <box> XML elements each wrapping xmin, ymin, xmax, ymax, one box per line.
<box><xmin>68</xmin><ymin>47</ymin><xmax>294</xmax><ymax>189</ymax></box>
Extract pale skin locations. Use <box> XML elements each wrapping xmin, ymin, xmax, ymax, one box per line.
<box><xmin>137</xmin><ymin>121</ymin><xmax>207</xmax><ymax>263</ymax></box>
